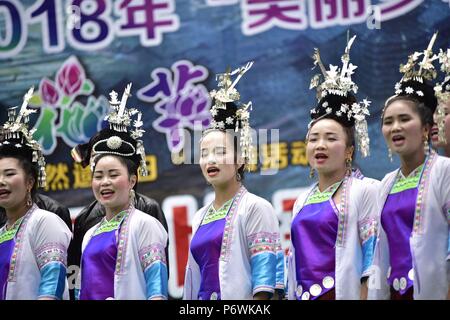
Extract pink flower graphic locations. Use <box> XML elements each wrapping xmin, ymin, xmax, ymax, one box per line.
<box><xmin>40</xmin><ymin>78</ymin><xmax>60</xmax><ymax>106</ymax></box>
<box><xmin>56</xmin><ymin>56</ymin><xmax>85</xmax><ymax>96</ymax></box>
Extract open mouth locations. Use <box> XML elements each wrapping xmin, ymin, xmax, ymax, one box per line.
<box><xmin>100</xmin><ymin>189</ymin><xmax>114</xmax><ymax>198</ymax></box>
<box><xmin>430</xmin><ymin>127</ymin><xmax>439</xmax><ymax>140</ymax></box>
<box><xmin>314</xmin><ymin>153</ymin><xmax>328</xmax><ymax>163</ymax></box>
<box><xmin>206</xmin><ymin>167</ymin><xmax>220</xmax><ymax>176</ymax></box>
<box><xmin>392</xmin><ymin>135</ymin><xmax>405</xmax><ymax>145</ymax></box>
<box><xmin>0</xmin><ymin>189</ymin><xmax>10</xmax><ymax>197</ymax></box>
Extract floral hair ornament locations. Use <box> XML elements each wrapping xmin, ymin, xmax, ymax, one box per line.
<box><xmin>91</xmin><ymin>83</ymin><xmax>148</xmax><ymax>176</ymax></box>
<box><xmin>387</xmin><ymin>32</ymin><xmax>439</xmax><ymax>112</ymax></box>
<box><xmin>434</xmin><ymin>48</ymin><xmax>450</xmax><ymax>144</ymax></box>
<box><xmin>309</xmin><ymin>34</ymin><xmax>371</xmax><ymax>158</ymax></box>
<box><xmin>0</xmin><ymin>87</ymin><xmax>47</xmax><ymax>187</ymax></box>
<box><xmin>207</xmin><ymin>61</ymin><xmax>255</xmax><ymax>166</ymax></box>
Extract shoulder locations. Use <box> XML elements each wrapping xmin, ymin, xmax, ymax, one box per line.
<box><xmin>132</xmin><ymin>208</ymin><xmax>166</xmax><ymax>232</ymax></box>
<box><xmin>32</xmin><ymin>207</ymin><xmax>65</xmax><ymax>225</ymax></box>
<box><xmin>433</xmin><ymin>155</ymin><xmax>450</xmax><ymax>172</ymax></box>
<box><xmin>243</xmin><ymin>192</ymin><xmax>274</xmax><ymax>212</ymax></box>
<box><xmin>380</xmin><ymin>169</ymin><xmax>398</xmax><ymax>186</ymax></box>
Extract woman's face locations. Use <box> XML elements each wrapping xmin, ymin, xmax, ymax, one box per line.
<box><xmin>431</xmin><ymin>100</ymin><xmax>450</xmax><ymax>148</ymax></box>
<box><xmin>199</xmin><ymin>130</ymin><xmax>242</xmax><ymax>188</ymax></box>
<box><xmin>92</xmin><ymin>155</ymin><xmax>136</xmax><ymax>212</ymax></box>
<box><xmin>0</xmin><ymin>157</ymin><xmax>34</xmax><ymax>210</ymax></box>
<box><xmin>382</xmin><ymin>100</ymin><xmax>428</xmax><ymax>158</ymax></box>
<box><xmin>306</xmin><ymin>119</ymin><xmax>353</xmax><ymax>176</ymax></box>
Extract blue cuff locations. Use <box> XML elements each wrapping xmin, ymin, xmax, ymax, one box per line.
<box><xmin>144</xmin><ymin>261</ymin><xmax>168</xmax><ymax>300</ymax></box>
<box><xmin>38</xmin><ymin>262</ymin><xmax>66</xmax><ymax>299</ymax></box>
<box><xmin>251</xmin><ymin>252</ymin><xmax>276</xmax><ymax>294</ymax></box>
<box><xmin>275</xmin><ymin>251</ymin><xmax>285</xmax><ymax>290</ymax></box>
<box><xmin>362</xmin><ymin>235</ymin><xmax>376</xmax><ymax>276</ymax></box>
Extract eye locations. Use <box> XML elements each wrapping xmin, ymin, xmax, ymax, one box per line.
<box><xmin>215</xmin><ymin>147</ymin><xmax>226</xmax><ymax>155</ymax></box>
<box><xmin>201</xmin><ymin>150</ymin><xmax>208</xmax><ymax>158</ymax></box>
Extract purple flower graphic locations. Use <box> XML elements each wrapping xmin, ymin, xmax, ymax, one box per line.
<box><xmin>56</xmin><ymin>56</ymin><xmax>85</xmax><ymax>97</ymax></box>
<box><xmin>138</xmin><ymin>60</ymin><xmax>211</xmax><ymax>152</ymax></box>
<box><xmin>40</xmin><ymin>78</ymin><xmax>60</xmax><ymax>106</ymax></box>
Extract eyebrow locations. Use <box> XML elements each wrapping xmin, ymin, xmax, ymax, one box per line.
<box><xmin>94</xmin><ymin>168</ymin><xmax>121</xmax><ymax>174</ymax></box>
<box><xmin>384</xmin><ymin>113</ymin><xmax>411</xmax><ymax>120</ymax></box>
<box><xmin>309</xmin><ymin>132</ymin><xmax>338</xmax><ymax>136</ymax></box>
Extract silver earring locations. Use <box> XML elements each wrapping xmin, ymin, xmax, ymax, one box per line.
<box><xmin>129</xmin><ymin>189</ymin><xmax>135</xmax><ymax>204</ymax></box>
<box><xmin>388</xmin><ymin>147</ymin><xmax>393</xmax><ymax>162</ymax></box>
<box><xmin>345</xmin><ymin>158</ymin><xmax>352</xmax><ymax>176</ymax></box>
<box><xmin>309</xmin><ymin>167</ymin><xmax>315</xmax><ymax>179</ymax></box>
<box><xmin>424</xmin><ymin>139</ymin><xmax>429</xmax><ymax>157</ymax></box>
<box><xmin>26</xmin><ymin>191</ymin><xmax>32</xmax><ymax>207</ymax></box>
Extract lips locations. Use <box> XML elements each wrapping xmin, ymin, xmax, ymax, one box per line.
<box><xmin>430</xmin><ymin>126</ymin><xmax>439</xmax><ymax>142</ymax></box>
<box><xmin>0</xmin><ymin>189</ymin><xmax>10</xmax><ymax>198</ymax></box>
<box><xmin>100</xmin><ymin>189</ymin><xmax>114</xmax><ymax>199</ymax></box>
<box><xmin>206</xmin><ymin>166</ymin><xmax>220</xmax><ymax>177</ymax></box>
<box><xmin>314</xmin><ymin>152</ymin><xmax>328</xmax><ymax>164</ymax></box>
<box><xmin>392</xmin><ymin>134</ymin><xmax>405</xmax><ymax>146</ymax></box>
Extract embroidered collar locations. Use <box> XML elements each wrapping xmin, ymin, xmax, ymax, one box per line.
<box><xmin>306</xmin><ymin>180</ymin><xmax>343</xmax><ymax>205</ymax></box>
<box><xmin>203</xmin><ymin>198</ymin><xmax>233</xmax><ymax>225</ymax></box>
<box><xmin>0</xmin><ymin>204</ymin><xmax>36</xmax><ymax>244</ymax></box>
<box><xmin>94</xmin><ymin>208</ymin><xmax>130</xmax><ymax>236</ymax></box>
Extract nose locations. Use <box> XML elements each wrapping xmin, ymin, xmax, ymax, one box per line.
<box><xmin>99</xmin><ymin>176</ymin><xmax>111</xmax><ymax>186</ymax></box>
<box><xmin>207</xmin><ymin>153</ymin><xmax>217</xmax><ymax>165</ymax></box>
<box><xmin>314</xmin><ymin>138</ymin><xmax>326</xmax><ymax>150</ymax></box>
<box><xmin>391</xmin><ymin>119</ymin><xmax>401</xmax><ymax>133</ymax></box>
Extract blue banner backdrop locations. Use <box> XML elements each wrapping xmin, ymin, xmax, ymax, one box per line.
<box><xmin>0</xmin><ymin>0</ymin><xmax>449</xmax><ymax>297</ymax></box>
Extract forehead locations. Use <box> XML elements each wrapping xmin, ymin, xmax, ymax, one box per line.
<box><xmin>384</xmin><ymin>100</ymin><xmax>417</xmax><ymax>117</ymax></box>
<box><xmin>0</xmin><ymin>157</ymin><xmax>21</xmax><ymax>169</ymax></box>
<box><xmin>200</xmin><ymin>130</ymin><xmax>232</xmax><ymax>148</ymax></box>
<box><xmin>309</xmin><ymin>118</ymin><xmax>344</xmax><ymax>135</ymax></box>
<box><xmin>94</xmin><ymin>155</ymin><xmax>126</xmax><ymax>170</ymax></box>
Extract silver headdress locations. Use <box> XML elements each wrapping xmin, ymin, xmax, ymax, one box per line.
<box><xmin>0</xmin><ymin>87</ymin><xmax>47</xmax><ymax>187</ymax></box>
<box><xmin>91</xmin><ymin>83</ymin><xmax>148</xmax><ymax>176</ymax></box>
<box><xmin>310</xmin><ymin>35</ymin><xmax>371</xmax><ymax>158</ymax></box>
<box><xmin>392</xmin><ymin>32</ymin><xmax>439</xmax><ymax>99</ymax></box>
<box><xmin>208</xmin><ymin>61</ymin><xmax>254</xmax><ymax>165</ymax></box>
<box><xmin>434</xmin><ymin>48</ymin><xmax>450</xmax><ymax>144</ymax></box>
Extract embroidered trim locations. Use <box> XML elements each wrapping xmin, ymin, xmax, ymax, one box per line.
<box><xmin>359</xmin><ymin>218</ymin><xmax>377</xmax><ymax>244</ymax></box>
<box><xmin>8</xmin><ymin>204</ymin><xmax>36</xmax><ymax>282</ymax></box>
<box><xmin>35</xmin><ymin>242</ymin><xmax>67</xmax><ymax>269</ymax></box>
<box><xmin>247</xmin><ymin>231</ymin><xmax>278</xmax><ymax>258</ymax></box>
<box><xmin>93</xmin><ymin>210</ymin><xmax>128</xmax><ymax>236</ymax></box>
<box><xmin>305</xmin><ymin>181</ymin><xmax>341</xmax><ymax>205</ymax></box>
<box><xmin>219</xmin><ymin>186</ymin><xmax>247</xmax><ymax>262</ymax></box>
<box><xmin>390</xmin><ymin>164</ymin><xmax>423</xmax><ymax>194</ymax></box>
<box><xmin>115</xmin><ymin>206</ymin><xmax>133</xmax><ymax>275</ymax></box>
<box><xmin>413</xmin><ymin>151</ymin><xmax>437</xmax><ymax>235</ymax></box>
<box><xmin>336</xmin><ymin>176</ymin><xmax>351</xmax><ymax>247</ymax></box>
<box><xmin>202</xmin><ymin>199</ymin><xmax>233</xmax><ymax>225</ymax></box>
<box><xmin>139</xmin><ymin>243</ymin><xmax>167</xmax><ymax>271</ymax></box>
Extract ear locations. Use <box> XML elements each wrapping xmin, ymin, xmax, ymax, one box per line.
<box><xmin>346</xmin><ymin>145</ymin><xmax>355</xmax><ymax>160</ymax></box>
<box><xmin>423</xmin><ymin>124</ymin><xmax>431</xmax><ymax>138</ymax></box>
<box><xmin>26</xmin><ymin>176</ymin><xmax>35</xmax><ymax>192</ymax></box>
<box><xmin>129</xmin><ymin>174</ymin><xmax>137</xmax><ymax>189</ymax></box>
